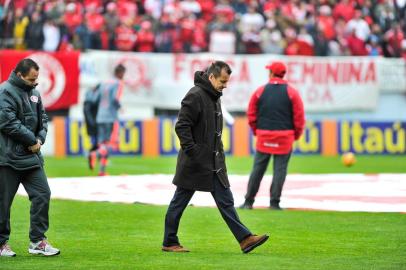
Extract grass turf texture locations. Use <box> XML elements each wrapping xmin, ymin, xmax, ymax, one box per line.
<box><xmin>44</xmin><ymin>155</ymin><xmax>406</xmax><ymax>177</ymax></box>
<box><xmin>2</xmin><ymin>155</ymin><xmax>405</xmax><ymax>269</ymax></box>
<box><xmin>2</xmin><ymin>197</ymin><xmax>405</xmax><ymax>270</ymax></box>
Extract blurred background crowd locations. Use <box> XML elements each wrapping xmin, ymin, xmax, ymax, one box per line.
<box><xmin>1</xmin><ymin>0</ymin><xmax>405</xmax><ymax>57</ymax></box>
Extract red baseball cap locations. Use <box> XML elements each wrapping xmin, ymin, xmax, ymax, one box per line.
<box><xmin>265</xmin><ymin>61</ymin><xmax>287</xmax><ymax>77</ymax></box>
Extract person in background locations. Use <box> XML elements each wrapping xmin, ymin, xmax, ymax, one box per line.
<box><xmin>88</xmin><ymin>64</ymin><xmax>126</xmax><ymax>176</ymax></box>
<box><xmin>240</xmin><ymin>61</ymin><xmax>305</xmax><ymax>210</ymax></box>
<box><xmin>83</xmin><ymin>83</ymin><xmax>100</xmax><ymax>155</ymax></box>
<box><xmin>13</xmin><ymin>8</ymin><xmax>29</xmax><ymax>50</ymax></box>
<box><xmin>25</xmin><ymin>11</ymin><xmax>44</xmax><ymax>50</ymax></box>
<box><xmin>0</xmin><ymin>58</ymin><xmax>60</xmax><ymax>257</ymax></box>
<box><xmin>162</xmin><ymin>61</ymin><xmax>269</xmax><ymax>253</ymax></box>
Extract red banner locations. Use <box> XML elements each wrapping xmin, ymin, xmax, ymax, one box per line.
<box><xmin>0</xmin><ymin>50</ymin><xmax>80</xmax><ymax>110</ymax></box>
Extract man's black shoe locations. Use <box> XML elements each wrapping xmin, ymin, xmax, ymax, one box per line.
<box><xmin>239</xmin><ymin>202</ymin><xmax>253</xmax><ymax>210</ymax></box>
<box><xmin>269</xmin><ymin>204</ymin><xmax>283</xmax><ymax>210</ymax></box>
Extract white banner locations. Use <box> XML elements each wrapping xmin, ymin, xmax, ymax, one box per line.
<box><xmin>376</xmin><ymin>57</ymin><xmax>406</xmax><ymax>93</ymax></box>
<box><xmin>284</xmin><ymin>57</ymin><xmax>380</xmax><ymax>111</ymax></box>
<box><xmin>78</xmin><ymin>52</ymin><xmax>404</xmax><ymax>113</ymax></box>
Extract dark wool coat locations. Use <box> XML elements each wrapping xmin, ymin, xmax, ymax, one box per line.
<box><xmin>173</xmin><ymin>71</ymin><xmax>229</xmax><ymax>192</ymax></box>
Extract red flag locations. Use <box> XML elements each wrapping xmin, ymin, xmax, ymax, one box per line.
<box><xmin>0</xmin><ymin>50</ymin><xmax>80</xmax><ymax>111</ymax></box>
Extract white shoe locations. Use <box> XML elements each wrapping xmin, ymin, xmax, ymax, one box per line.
<box><xmin>28</xmin><ymin>239</ymin><xmax>60</xmax><ymax>256</ymax></box>
<box><xmin>0</xmin><ymin>242</ymin><xmax>16</xmax><ymax>257</ymax></box>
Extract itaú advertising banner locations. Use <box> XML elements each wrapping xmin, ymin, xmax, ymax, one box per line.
<box><xmin>80</xmin><ymin>52</ymin><xmax>380</xmax><ymax>112</ymax></box>
<box><xmin>66</xmin><ymin>118</ymin><xmax>143</xmax><ymax>155</ymax></box>
<box><xmin>339</xmin><ymin>121</ymin><xmax>406</xmax><ymax>154</ymax></box>
<box><xmin>0</xmin><ymin>50</ymin><xmax>80</xmax><ymax>110</ymax></box>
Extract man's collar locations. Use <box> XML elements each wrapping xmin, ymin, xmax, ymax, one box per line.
<box><xmin>268</xmin><ymin>77</ymin><xmax>287</xmax><ymax>84</ymax></box>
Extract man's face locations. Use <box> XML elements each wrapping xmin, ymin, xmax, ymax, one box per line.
<box><xmin>209</xmin><ymin>69</ymin><xmax>230</xmax><ymax>92</ymax></box>
<box><xmin>116</xmin><ymin>70</ymin><xmax>125</xmax><ymax>80</ymax></box>
<box><xmin>18</xmin><ymin>68</ymin><xmax>39</xmax><ymax>87</ymax></box>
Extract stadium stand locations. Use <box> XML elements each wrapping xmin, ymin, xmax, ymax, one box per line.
<box><xmin>0</xmin><ymin>0</ymin><xmax>405</xmax><ymax>57</ymax></box>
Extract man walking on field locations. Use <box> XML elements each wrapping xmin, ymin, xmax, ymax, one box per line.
<box><xmin>162</xmin><ymin>61</ymin><xmax>269</xmax><ymax>253</ymax></box>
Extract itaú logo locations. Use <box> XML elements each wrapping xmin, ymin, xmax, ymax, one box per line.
<box><xmin>29</xmin><ymin>52</ymin><xmax>66</xmax><ymax>107</ymax></box>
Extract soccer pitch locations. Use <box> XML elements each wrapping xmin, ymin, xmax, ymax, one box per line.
<box><xmin>2</xmin><ymin>155</ymin><xmax>406</xmax><ymax>269</ymax></box>
<box><xmin>44</xmin><ymin>155</ymin><xmax>406</xmax><ymax>177</ymax></box>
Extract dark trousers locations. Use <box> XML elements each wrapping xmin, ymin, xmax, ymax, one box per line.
<box><xmin>163</xmin><ymin>174</ymin><xmax>252</xmax><ymax>246</ymax></box>
<box><xmin>0</xmin><ymin>166</ymin><xmax>51</xmax><ymax>245</ymax></box>
<box><xmin>244</xmin><ymin>151</ymin><xmax>291</xmax><ymax>206</ymax></box>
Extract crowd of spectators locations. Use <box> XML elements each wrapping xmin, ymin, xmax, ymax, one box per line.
<box><xmin>1</xmin><ymin>0</ymin><xmax>405</xmax><ymax>57</ymax></box>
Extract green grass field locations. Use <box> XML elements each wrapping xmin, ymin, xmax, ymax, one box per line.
<box><xmin>44</xmin><ymin>155</ymin><xmax>406</xmax><ymax>177</ymax></box>
<box><xmin>1</xmin><ymin>155</ymin><xmax>406</xmax><ymax>269</ymax></box>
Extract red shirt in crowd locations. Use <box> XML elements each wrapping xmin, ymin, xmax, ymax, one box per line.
<box><xmin>346</xmin><ymin>32</ymin><xmax>367</xmax><ymax>55</ymax></box>
<box><xmin>197</xmin><ymin>0</ymin><xmax>215</xmax><ymax>22</ymax></box>
<box><xmin>83</xmin><ymin>0</ymin><xmax>103</xmax><ymax>11</ymax></box>
<box><xmin>136</xmin><ymin>29</ymin><xmax>155</xmax><ymax>52</ymax></box>
<box><xmin>385</xmin><ymin>25</ymin><xmax>405</xmax><ymax>57</ymax></box>
<box><xmin>179</xmin><ymin>16</ymin><xmax>195</xmax><ymax>43</ymax></box>
<box><xmin>192</xmin><ymin>20</ymin><xmax>207</xmax><ymax>52</ymax></box>
<box><xmin>318</xmin><ymin>15</ymin><xmax>336</xmax><ymax>40</ymax></box>
<box><xmin>285</xmin><ymin>39</ymin><xmax>314</xmax><ymax>56</ymax></box>
<box><xmin>333</xmin><ymin>1</ymin><xmax>355</xmax><ymax>22</ymax></box>
<box><xmin>115</xmin><ymin>24</ymin><xmax>137</xmax><ymax>51</ymax></box>
<box><xmin>64</xmin><ymin>10</ymin><xmax>83</xmax><ymax>35</ymax></box>
<box><xmin>86</xmin><ymin>12</ymin><xmax>105</xmax><ymax>32</ymax></box>
<box><xmin>117</xmin><ymin>0</ymin><xmax>138</xmax><ymax>22</ymax></box>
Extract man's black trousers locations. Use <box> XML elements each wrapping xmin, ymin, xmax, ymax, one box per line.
<box><xmin>0</xmin><ymin>166</ymin><xmax>50</xmax><ymax>245</ymax></box>
<box><xmin>163</xmin><ymin>174</ymin><xmax>252</xmax><ymax>246</ymax></box>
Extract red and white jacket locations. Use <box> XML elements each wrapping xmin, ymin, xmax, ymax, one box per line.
<box><xmin>247</xmin><ymin>77</ymin><xmax>305</xmax><ymax>154</ymax></box>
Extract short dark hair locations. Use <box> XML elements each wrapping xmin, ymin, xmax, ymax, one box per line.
<box><xmin>206</xmin><ymin>61</ymin><xmax>232</xmax><ymax>78</ymax></box>
<box><xmin>15</xmin><ymin>58</ymin><xmax>39</xmax><ymax>76</ymax></box>
<box><xmin>114</xmin><ymin>64</ymin><xmax>126</xmax><ymax>76</ymax></box>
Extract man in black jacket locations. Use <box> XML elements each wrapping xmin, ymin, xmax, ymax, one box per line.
<box><xmin>0</xmin><ymin>59</ymin><xmax>60</xmax><ymax>257</ymax></box>
<box><xmin>162</xmin><ymin>61</ymin><xmax>268</xmax><ymax>253</ymax></box>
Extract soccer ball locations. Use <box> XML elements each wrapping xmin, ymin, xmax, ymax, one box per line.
<box><xmin>342</xmin><ymin>152</ymin><xmax>356</xmax><ymax>167</ymax></box>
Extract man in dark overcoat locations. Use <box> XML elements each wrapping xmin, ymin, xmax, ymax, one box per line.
<box><xmin>162</xmin><ymin>61</ymin><xmax>269</xmax><ymax>253</ymax></box>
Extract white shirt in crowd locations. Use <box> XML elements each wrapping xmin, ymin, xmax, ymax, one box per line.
<box><xmin>42</xmin><ymin>21</ymin><xmax>60</xmax><ymax>51</ymax></box>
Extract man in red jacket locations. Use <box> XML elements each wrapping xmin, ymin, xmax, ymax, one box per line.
<box><xmin>240</xmin><ymin>61</ymin><xmax>305</xmax><ymax>210</ymax></box>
